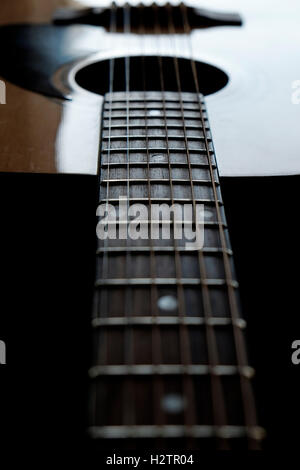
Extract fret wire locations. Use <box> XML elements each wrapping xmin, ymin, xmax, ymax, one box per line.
<box><xmin>100</xmin><ymin>197</ymin><xmax>222</xmax><ymax>205</ymax></box>
<box><xmin>104</xmin><ymin>104</ymin><xmax>206</xmax><ymax>110</ymax></box>
<box><xmin>102</xmin><ymin>135</ymin><xmax>211</xmax><ymax>141</ymax></box>
<box><xmin>96</xmin><ymin>221</ymin><xmax>226</xmax><ymax>228</ymax></box>
<box><xmin>103</xmin><ymin>124</ymin><xmax>210</xmax><ymax>130</ymax></box>
<box><xmin>103</xmin><ymin>113</ymin><xmax>208</xmax><ymax>120</ymax></box>
<box><xmin>102</xmin><ymin>175</ymin><xmax>218</xmax><ymax>187</ymax></box>
<box><xmin>103</xmin><ymin>95</ymin><xmax>206</xmax><ymax>103</ymax></box>
<box><xmin>103</xmin><ymin>122</ymin><xmax>208</xmax><ymax>128</ymax></box>
<box><xmin>96</xmin><ymin>224</ymin><xmax>226</xmax><ymax>236</ymax></box>
<box><xmin>92</xmin><ymin>316</ymin><xmax>246</xmax><ymax>328</ymax></box>
<box><xmin>89</xmin><ymin>364</ymin><xmax>255</xmax><ymax>378</ymax></box>
<box><xmin>167</xmin><ymin>5</ymin><xmax>230</xmax><ymax>447</ymax></box>
<box><xmin>181</xmin><ymin>3</ymin><xmax>260</xmax><ymax>449</ymax></box>
<box><xmin>100</xmin><ymin>179</ymin><xmax>219</xmax><ymax>186</ymax></box>
<box><xmin>95</xmin><ymin>278</ymin><xmax>238</xmax><ymax>288</ymax></box>
<box><xmin>155</xmin><ymin>6</ymin><xmax>197</xmax><ymax>431</ymax></box>
<box><xmin>88</xmin><ymin>424</ymin><xmax>265</xmax><ymax>440</ymax></box>
<box><xmin>101</xmin><ymin>94</ymin><xmax>205</xmax><ymax>103</ymax></box>
<box><xmin>103</xmin><ymin>108</ymin><xmax>206</xmax><ymax>113</ymax></box>
<box><xmin>103</xmin><ymin>103</ymin><xmax>202</xmax><ymax>109</ymax></box>
<box><xmin>101</xmin><ymin>161</ymin><xmax>216</xmax><ymax>169</ymax></box>
<box><xmin>96</xmin><ymin>247</ymin><xmax>233</xmax><ymax>255</ymax></box>
<box><xmin>101</xmin><ymin>147</ymin><xmax>213</xmax><ymax>154</ymax></box>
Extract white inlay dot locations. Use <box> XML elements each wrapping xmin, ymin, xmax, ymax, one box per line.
<box><xmin>161</xmin><ymin>394</ymin><xmax>186</xmax><ymax>414</ymax></box>
<box><xmin>148</xmin><ymin>109</ymin><xmax>161</xmax><ymax>117</ymax></box>
<box><xmin>157</xmin><ymin>295</ymin><xmax>178</xmax><ymax>312</ymax></box>
<box><xmin>204</xmin><ymin>210</ymin><xmax>214</xmax><ymax>220</ymax></box>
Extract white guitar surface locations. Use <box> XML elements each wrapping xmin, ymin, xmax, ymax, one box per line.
<box><xmin>54</xmin><ymin>0</ymin><xmax>300</xmax><ymax>177</ymax></box>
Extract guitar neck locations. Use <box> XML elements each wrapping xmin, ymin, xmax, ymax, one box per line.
<box><xmin>89</xmin><ymin>90</ymin><xmax>263</xmax><ymax>450</ymax></box>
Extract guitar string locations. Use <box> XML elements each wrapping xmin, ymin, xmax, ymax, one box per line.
<box><xmin>93</xmin><ymin>2</ymin><xmax>259</xmax><ymax>444</ymax></box>
<box><xmin>92</xmin><ymin>1</ymin><xmax>117</xmax><ymax>427</ymax></box>
<box><xmin>153</xmin><ymin>5</ymin><xmax>197</xmax><ymax>435</ymax></box>
<box><xmin>138</xmin><ymin>6</ymin><xmax>165</xmax><ymax>427</ymax></box>
<box><xmin>101</xmin><ymin>1</ymin><xmax>117</xmax><ymax>358</ymax></box>
<box><xmin>123</xmin><ymin>2</ymin><xmax>136</xmax><ymax>427</ymax></box>
<box><xmin>180</xmin><ymin>3</ymin><xmax>260</xmax><ymax>449</ymax></box>
<box><xmin>166</xmin><ymin>4</ymin><xmax>230</xmax><ymax>449</ymax></box>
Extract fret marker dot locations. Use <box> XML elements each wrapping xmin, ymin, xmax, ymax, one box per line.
<box><xmin>204</xmin><ymin>210</ymin><xmax>214</xmax><ymax>220</ymax></box>
<box><xmin>161</xmin><ymin>394</ymin><xmax>185</xmax><ymax>414</ymax></box>
<box><xmin>158</xmin><ymin>295</ymin><xmax>178</xmax><ymax>312</ymax></box>
<box><xmin>148</xmin><ymin>109</ymin><xmax>161</xmax><ymax>117</ymax></box>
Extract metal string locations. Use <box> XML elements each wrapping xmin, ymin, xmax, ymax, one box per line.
<box><xmin>92</xmin><ymin>2</ymin><xmax>261</xmax><ymax>446</ymax></box>
<box><xmin>138</xmin><ymin>6</ymin><xmax>165</xmax><ymax>428</ymax></box>
<box><xmin>122</xmin><ymin>2</ymin><xmax>136</xmax><ymax>427</ymax></box>
<box><xmin>166</xmin><ymin>4</ymin><xmax>230</xmax><ymax>449</ymax></box>
<box><xmin>180</xmin><ymin>3</ymin><xmax>260</xmax><ymax>449</ymax></box>
<box><xmin>92</xmin><ymin>2</ymin><xmax>117</xmax><ymax>427</ymax></box>
<box><xmin>153</xmin><ymin>4</ymin><xmax>197</xmax><ymax>436</ymax></box>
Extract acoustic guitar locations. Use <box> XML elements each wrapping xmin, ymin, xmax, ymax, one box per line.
<box><xmin>0</xmin><ymin>0</ymin><xmax>299</xmax><ymax>455</ymax></box>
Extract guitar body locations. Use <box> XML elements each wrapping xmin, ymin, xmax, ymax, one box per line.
<box><xmin>0</xmin><ymin>0</ymin><xmax>299</xmax><ymax>456</ymax></box>
<box><xmin>1</xmin><ymin>0</ymin><xmax>300</xmax><ymax>177</ymax></box>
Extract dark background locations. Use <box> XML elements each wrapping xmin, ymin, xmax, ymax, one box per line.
<box><xmin>0</xmin><ymin>172</ymin><xmax>299</xmax><ymax>458</ymax></box>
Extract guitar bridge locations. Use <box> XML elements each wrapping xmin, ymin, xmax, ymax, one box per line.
<box><xmin>53</xmin><ymin>2</ymin><xmax>242</xmax><ymax>33</ymax></box>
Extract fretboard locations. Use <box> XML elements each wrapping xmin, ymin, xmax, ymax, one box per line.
<box><xmin>89</xmin><ymin>91</ymin><xmax>264</xmax><ymax>450</ymax></box>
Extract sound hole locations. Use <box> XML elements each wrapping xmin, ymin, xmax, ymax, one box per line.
<box><xmin>75</xmin><ymin>56</ymin><xmax>228</xmax><ymax>96</ymax></box>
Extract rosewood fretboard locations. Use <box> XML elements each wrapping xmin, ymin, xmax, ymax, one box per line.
<box><xmin>88</xmin><ymin>91</ymin><xmax>264</xmax><ymax>450</ymax></box>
